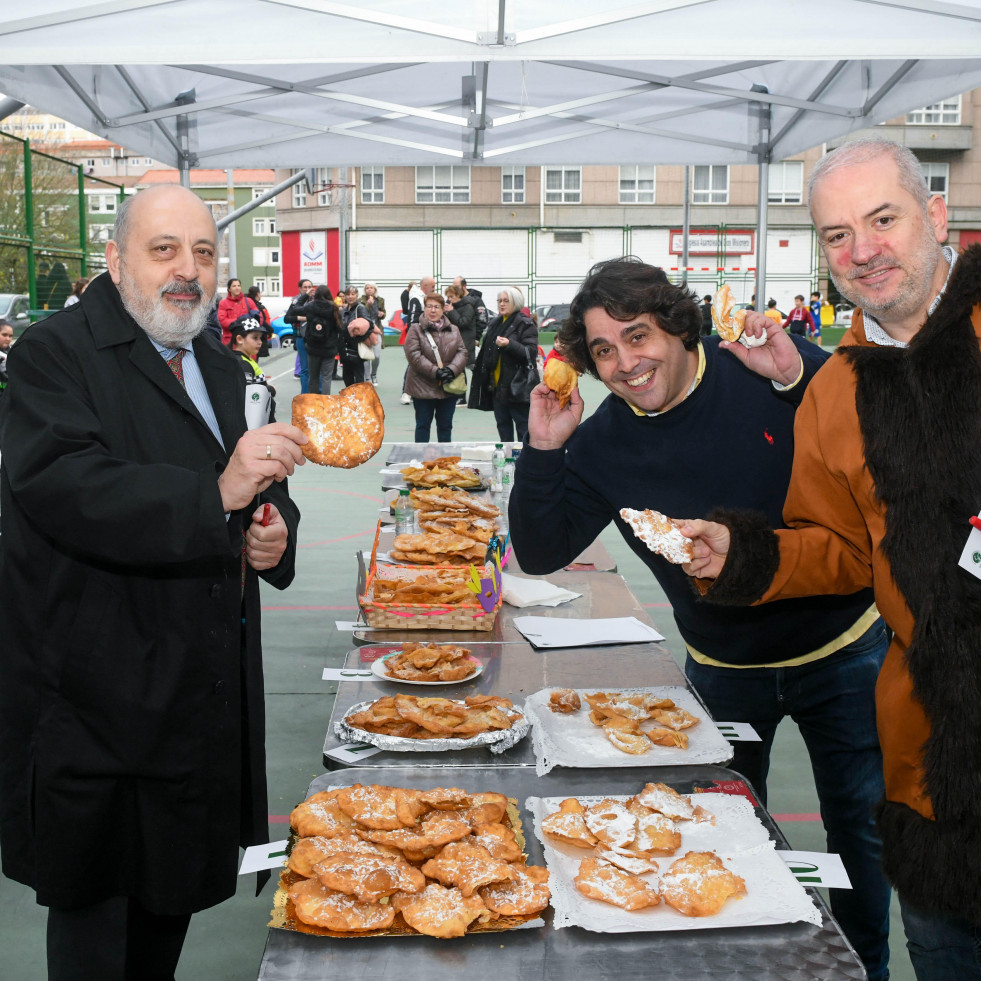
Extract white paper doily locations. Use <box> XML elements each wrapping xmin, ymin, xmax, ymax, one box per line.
<box><xmin>528</xmin><ymin>792</ymin><xmax>821</xmax><ymax>932</ymax></box>
<box><xmin>524</xmin><ymin>686</ymin><xmax>733</xmax><ymax>776</ymax></box>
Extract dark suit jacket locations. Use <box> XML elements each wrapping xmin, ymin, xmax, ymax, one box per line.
<box><xmin>0</xmin><ymin>272</ymin><xmax>299</xmax><ymax>913</ymax></box>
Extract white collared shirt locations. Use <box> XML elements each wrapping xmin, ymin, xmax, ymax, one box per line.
<box><xmin>862</xmin><ymin>245</ymin><xmax>957</xmax><ymax>350</ymax></box>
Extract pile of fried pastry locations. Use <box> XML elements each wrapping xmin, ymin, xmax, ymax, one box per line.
<box><xmin>401</xmin><ymin>457</ymin><xmax>483</xmax><ymax>489</ymax></box>
<box><xmin>541</xmin><ymin>782</ymin><xmax>745</xmax><ymax>917</ymax></box>
<box><xmin>346</xmin><ymin>693</ymin><xmax>518</xmax><ymax>740</ymax></box>
<box><xmin>286</xmin><ymin>784</ymin><xmax>550</xmax><ymax>937</ymax></box>
<box><xmin>548</xmin><ymin>689</ymin><xmax>699</xmax><ymax>755</ymax></box>
<box><xmin>378</xmin><ymin>642</ymin><xmax>477</xmax><ymax>682</ymax></box>
<box><xmin>371</xmin><ymin>572</ymin><xmax>476</xmax><ymax>608</ymax></box>
<box><xmin>410</xmin><ymin>486</ymin><xmax>501</xmax><ymax>543</ymax></box>
<box><xmin>391</xmin><ymin>531</ymin><xmax>487</xmax><ymax>566</ymax></box>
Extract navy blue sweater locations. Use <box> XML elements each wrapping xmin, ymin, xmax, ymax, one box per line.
<box><xmin>509</xmin><ymin>337</ymin><xmax>875</xmax><ymax>666</ymax></box>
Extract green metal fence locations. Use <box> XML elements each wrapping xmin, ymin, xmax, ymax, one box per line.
<box><xmin>0</xmin><ymin>131</ymin><xmax>124</xmax><ymax>319</ymax></box>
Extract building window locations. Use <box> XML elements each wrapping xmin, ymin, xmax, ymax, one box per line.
<box><xmin>269</xmin><ymin>278</ymin><xmax>281</xmax><ymax>294</ymax></box>
<box><xmin>619</xmin><ymin>165</ymin><xmax>655</xmax><ymax>204</ymax></box>
<box><xmin>361</xmin><ymin>166</ymin><xmax>384</xmax><ymax>204</ymax></box>
<box><xmin>416</xmin><ymin>166</ymin><xmax>470</xmax><ymax>204</ymax></box>
<box><xmin>692</xmin><ymin>165</ymin><xmax>729</xmax><ymax>204</ymax></box>
<box><xmin>502</xmin><ymin>166</ymin><xmax>525</xmax><ymax>204</ymax></box>
<box><xmin>253</xmin><ymin>218</ymin><xmax>267</xmax><ymax>236</ymax></box>
<box><xmin>907</xmin><ymin>96</ymin><xmax>961</xmax><ymax>125</ymax></box>
<box><xmin>85</xmin><ymin>159</ymin><xmax>96</xmax><ymax>169</ymax></box>
<box><xmin>921</xmin><ymin>161</ymin><xmax>949</xmax><ymax>200</ymax></box>
<box><xmin>252</xmin><ymin>247</ymin><xmax>280</xmax><ymax>266</ymax></box>
<box><xmin>545</xmin><ymin>167</ymin><xmax>581</xmax><ymax>204</ymax></box>
<box><xmin>89</xmin><ymin>193</ymin><xmax>117</xmax><ymax>213</ymax></box>
<box><xmin>291</xmin><ymin>170</ymin><xmax>306</xmax><ymax>208</ymax></box>
<box><xmin>767</xmin><ymin>161</ymin><xmax>803</xmax><ymax>205</ymax></box>
<box><xmin>315</xmin><ymin>167</ymin><xmax>332</xmax><ymax>207</ymax></box>
<box><xmin>252</xmin><ymin>187</ymin><xmax>273</xmax><ymax>206</ymax></box>
<box><xmin>253</xmin><ymin>278</ymin><xmax>266</xmax><ymax>293</ymax></box>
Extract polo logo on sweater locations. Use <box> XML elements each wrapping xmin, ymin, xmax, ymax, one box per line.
<box><xmin>763</xmin><ymin>430</ymin><xmax>774</xmax><ymax>445</ymax></box>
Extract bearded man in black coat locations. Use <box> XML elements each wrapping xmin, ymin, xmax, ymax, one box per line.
<box><xmin>0</xmin><ymin>185</ymin><xmax>307</xmax><ymax>980</ymax></box>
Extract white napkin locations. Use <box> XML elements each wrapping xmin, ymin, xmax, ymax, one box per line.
<box><xmin>501</xmin><ymin>573</ymin><xmax>582</xmax><ymax>608</ymax></box>
<box><xmin>513</xmin><ymin>615</ymin><xmax>665</xmax><ymax>648</ymax></box>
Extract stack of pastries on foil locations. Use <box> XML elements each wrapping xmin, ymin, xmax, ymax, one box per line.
<box><xmin>286</xmin><ymin>784</ymin><xmax>550</xmax><ymax>937</ymax></box>
<box><xmin>541</xmin><ymin>782</ymin><xmax>746</xmax><ymax>917</ymax></box>
<box><xmin>346</xmin><ymin>694</ymin><xmax>519</xmax><ymax>741</ymax></box>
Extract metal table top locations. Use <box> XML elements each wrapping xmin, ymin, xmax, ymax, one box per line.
<box><xmin>258</xmin><ymin>765</ymin><xmax>866</xmax><ymax>981</ymax></box>
<box><xmin>354</xmin><ymin>569</ymin><xmax>657</xmax><ymax>646</ymax></box>
<box><xmin>323</xmin><ymin>640</ymin><xmax>688</xmax><ymax>769</ymax></box>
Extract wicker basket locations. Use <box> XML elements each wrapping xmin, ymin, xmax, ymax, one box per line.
<box><xmin>358</xmin><ymin>563</ymin><xmax>501</xmax><ymax>631</ymax></box>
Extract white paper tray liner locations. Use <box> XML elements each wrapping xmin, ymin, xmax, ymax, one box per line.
<box><xmin>528</xmin><ymin>792</ymin><xmax>821</xmax><ymax>932</ymax></box>
<box><xmin>524</xmin><ymin>686</ymin><xmax>733</xmax><ymax>776</ymax></box>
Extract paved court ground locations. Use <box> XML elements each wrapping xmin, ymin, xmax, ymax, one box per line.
<box><xmin>0</xmin><ymin>338</ymin><xmax>913</xmax><ymax>980</ymax></box>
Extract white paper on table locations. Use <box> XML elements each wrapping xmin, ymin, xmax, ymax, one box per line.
<box><xmin>528</xmin><ymin>792</ymin><xmax>821</xmax><ymax>932</ymax></box>
<box><xmin>501</xmin><ymin>573</ymin><xmax>582</xmax><ymax>608</ymax></box>
<box><xmin>513</xmin><ymin>615</ymin><xmax>664</xmax><ymax>648</ymax></box>
<box><xmin>322</xmin><ymin>667</ymin><xmax>373</xmax><ymax>681</ymax></box>
<box><xmin>239</xmin><ymin>840</ymin><xmax>288</xmax><ymax>875</ymax></box>
<box><xmin>334</xmin><ymin>621</ymin><xmax>360</xmax><ymax>631</ymax></box>
<box><xmin>323</xmin><ymin>742</ymin><xmax>383</xmax><ymax>765</ymax></box>
<box><xmin>779</xmin><ymin>851</ymin><xmax>852</xmax><ymax>890</ymax></box>
<box><xmin>716</xmin><ymin>721</ymin><xmax>762</xmax><ymax>742</ymax></box>
<box><xmin>524</xmin><ymin>686</ymin><xmax>733</xmax><ymax>776</ymax></box>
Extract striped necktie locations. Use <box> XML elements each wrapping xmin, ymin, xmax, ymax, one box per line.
<box><xmin>166</xmin><ymin>348</ymin><xmax>187</xmax><ymax>388</ymax></box>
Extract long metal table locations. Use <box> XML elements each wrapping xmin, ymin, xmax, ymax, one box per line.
<box><xmin>257</xmin><ymin>765</ymin><xmax>866</xmax><ymax>981</ymax></box>
<box><xmin>323</xmin><ymin>640</ymin><xmax>688</xmax><ymax>769</ymax></box>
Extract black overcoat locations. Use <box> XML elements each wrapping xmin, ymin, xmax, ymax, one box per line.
<box><xmin>0</xmin><ymin>272</ymin><xmax>299</xmax><ymax>913</ymax></box>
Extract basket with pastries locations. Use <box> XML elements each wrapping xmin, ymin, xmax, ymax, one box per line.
<box><xmin>358</xmin><ymin>523</ymin><xmax>503</xmax><ymax>631</ymax></box>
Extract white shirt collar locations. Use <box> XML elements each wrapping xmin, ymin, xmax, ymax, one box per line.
<box><xmin>862</xmin><ymin>245</ymin><xmax>957</xmax><ymax>349</ymax></box>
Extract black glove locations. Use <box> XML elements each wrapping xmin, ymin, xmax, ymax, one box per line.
<box><xmin>436</xmin><ymin>367</ymin><xmax>455</xmax><ymax>385</ymax></box>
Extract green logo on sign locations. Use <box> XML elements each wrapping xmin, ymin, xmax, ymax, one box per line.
<box><xmin>973</xmin><ymin>552</ymin><xmax>981</xmax><ymax>564</ymax></box>
<box><xmin>251</xmin><ymin>392</ymin><xmax>261</xmax><ymax>402</ymax></box>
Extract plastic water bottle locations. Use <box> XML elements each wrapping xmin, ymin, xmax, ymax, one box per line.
<box><xmin>491</xmin><ymin>443</ymin><xmax>506</xmax><ymax>493</ymax></box>
<box><xmin>502</xmin><ymin>456</ymin><xmax>515</xmax><ymax>503</ymax></box>
<box><xmin>394</xmin><ymin>488</ymin><xmax>414</xmax><ymax>535</ymax></box>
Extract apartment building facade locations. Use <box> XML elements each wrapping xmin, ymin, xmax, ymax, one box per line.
<box><xmin>275</xmin><ymin>88</ymin><xmax>981</xmax><ymax>318</ymax></box>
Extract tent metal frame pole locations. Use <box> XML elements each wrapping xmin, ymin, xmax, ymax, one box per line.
<box><xmin>752</xmin><ymin>84</ymin><xmax>771</xmax><ymax>312</ymax></box>
<box><xmin>217</xmin><ymin>170</ymin><xmax>309</xmax><ymax>230</ymax></box>
<box><xmin>681</xmin><ymin>165</ymin><xmax>691</xmax><ymax>286</ymax></box>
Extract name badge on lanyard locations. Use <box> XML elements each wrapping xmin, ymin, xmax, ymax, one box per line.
<box><xmin>957</xmin><ymin>514</ymin><xmax>981</xmax><ymax>582</ymax></box>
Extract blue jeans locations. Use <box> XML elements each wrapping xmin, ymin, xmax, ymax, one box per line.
<box><xmin>295</xmin><ymin>336</ymin><xmax>309</xmax><ymax>393</ymax></box>
<box><xmin>685</xmin><ymin>620</ymin><xmax>891</xmax><ymax>981</ymax></box>
<box><xmin>900</xmin><ymin>900</ymin><xmax>981</xmax><ymax>980</ymax></box>
<box><xmin>413</xmin><ymin>396</ymin><xmax>456</xmax><ymax>443</ymax></box>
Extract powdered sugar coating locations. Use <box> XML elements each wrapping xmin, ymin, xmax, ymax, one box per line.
<box><xmin>619</xmin><ymin>508</ymin><xmax>693</xmax><ymax>564</ymax></box>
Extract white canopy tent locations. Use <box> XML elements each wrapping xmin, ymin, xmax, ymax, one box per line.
<box><xmin>2</xmin><ymin>0</ymin><xmax>981</xmax><ymax>293</ymax></box>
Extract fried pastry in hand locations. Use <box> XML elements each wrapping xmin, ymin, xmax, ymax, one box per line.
<box><xmin>289</xmin><ymin>878</ymin><xmax>396</xmax><ymax>932</ymax></box>
<box><xmin>421</xmin><ymin>840</ymin><xmax>514</xmax><ymax>897</ymax></box>
<box><xmin>479</xmin><ymin>864</ymin><xmax>550</xmax><ymax>916</ymax></box>
<box><xmin>313</xmin><ymin>852</ymin><xmax>425</xmax><ymax>903</ymax></box>
<box><xmin>290</xmin><ymin>791</ymin><xmax>358</xmax><ymax>838</ymax></box>
<box><xmin>543</xmin><ymin>357</ymin><xmax>578</xmax><ymax>408</ymax></box>
<box><xmin>574</xmin><ymin>857</ymin><xmax>660</xmax><ymax>911</ymax></box>
<box><xmin>660</xmin><ymin>851</ymin><xmax>746</xmax><ymax>917</ymax></box>
<box><xmin>391</xmin><ymin>883</ymin><xmax>489</xmax><ymax>938</ymax></box>
<box><xmin>541</xmin><ymin>798</ymin><xmax>598</xmax><ymax>848</ymax></box>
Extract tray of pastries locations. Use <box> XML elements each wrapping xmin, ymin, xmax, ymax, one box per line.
<box><xmin>272</xmin><ymin>784</ymin><xmax>550</xmax><ymax>938</ymax></box>
<box><xmin>529</xmin><ymin>781</ymin><xmax>821</xmax><ymax>933</ymax></box>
